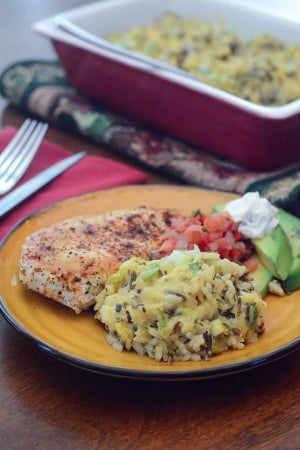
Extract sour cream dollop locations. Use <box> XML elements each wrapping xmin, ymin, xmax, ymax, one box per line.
<box><xmin>224</xmin><ymin>192</ymin><xmax>278</xmax><ymax>239</ymax></box>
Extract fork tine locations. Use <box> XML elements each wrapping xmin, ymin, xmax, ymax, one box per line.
<box><xmin>0</xmin><ymin>120</ymin><xmax>48</xmax><ymax>195</ymax></box>
<box><xmin>4</xmin><ymin>122</ymin><xmax>48</xmax><ymax>180</ymax></box>
<box><xmin>0</xmin><ymin>119</ymin><xmax>36</xmax><ymax>172</ymax></box>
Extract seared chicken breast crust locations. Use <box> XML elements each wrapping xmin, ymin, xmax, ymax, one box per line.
<box><xmin>19</xmin><ymin>207</ymin><xmax>179</xmax><ymax>313</ymax></box>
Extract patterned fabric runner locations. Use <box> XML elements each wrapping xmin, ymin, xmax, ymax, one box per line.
<box><xmin>1</xmin><ymin>60</ymin><xmax>300</xmax><ymax>216</ymax></box>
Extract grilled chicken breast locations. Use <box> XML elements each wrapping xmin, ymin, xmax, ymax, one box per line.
<box><xmin>19</xmin><ymin>207</ymin><xmax>180</xmax><ymax>313</ymax></box>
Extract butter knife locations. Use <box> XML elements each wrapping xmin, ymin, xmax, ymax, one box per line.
<box><xmin>0</xmin><ymin>151</ymin><xmax>86</xmax><ymax>217</ymax></box>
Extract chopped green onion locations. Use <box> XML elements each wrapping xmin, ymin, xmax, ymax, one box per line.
<box><xmin>140</xmin><ymin>263</ymin><xmax>160</xmax><ymax>280</ymax></box>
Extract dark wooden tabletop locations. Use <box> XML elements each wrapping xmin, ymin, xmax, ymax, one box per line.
<box><xmin>0</xmin><ymin>2</ymin><xmax>299</xmax><ymax>449</ymax></box>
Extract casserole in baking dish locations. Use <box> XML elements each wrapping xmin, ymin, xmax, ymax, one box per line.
<box><xmin>33</xmin><ymin>0</ymin><xmax>300</xmax><ymax>170</ymax></box>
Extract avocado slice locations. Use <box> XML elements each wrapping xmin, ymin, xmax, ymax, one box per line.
<box><xmin>283</xmin><ymin>258</ymin><xmax>300</xmax><ymax>293</ymax></box>
<box><xmin>211</xmin><ymin>201</ymin><xmax>293</xmax><ymax>281</ymax></box>
<box><xmin>277</xmin><ymin>209</ymin><xmax>300</xmax><ymax>293</ymax></box>
<box><xmin>250</xmin><ymin>257</ymin><xmax>273</xmax><ymax>297</ymax></box>
<box><xmin>252</xmin><ymin>225</ymin><xmax>292</xmax><ymax>281</ymax></box>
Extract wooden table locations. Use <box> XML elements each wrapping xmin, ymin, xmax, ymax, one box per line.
<box><xmin>0</xmin><ymin>2</ymin><xmax>299</xmax><ymax>449</ymax></box>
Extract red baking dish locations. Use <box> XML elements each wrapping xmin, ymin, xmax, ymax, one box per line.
<box><xmin>33</xmin><ymin>0</ymin><xmax>300</xmax><ymax>170</ymax></box>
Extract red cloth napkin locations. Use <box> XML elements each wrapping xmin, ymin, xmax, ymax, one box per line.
<box><xmin>0</xmin><ymin>127</ymin><xmax>148</xmax><ymax>241</ymax></box>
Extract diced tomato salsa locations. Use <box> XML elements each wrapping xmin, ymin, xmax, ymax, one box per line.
<box><xmin>160</xmin><ymin>211</ymin><xmax>256</xmax><ymax>268</ymax></box>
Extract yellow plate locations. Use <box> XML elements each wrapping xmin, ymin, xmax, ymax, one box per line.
<box><xmin>0</xmin><ymin>185</ymin><xmax>299</xmax><ymax>380</ymax></box>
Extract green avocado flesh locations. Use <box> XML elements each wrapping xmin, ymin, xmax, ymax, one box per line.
<box><xmin>252</xmin><ymin>225</ymin><xmax>292</xmax><ymax>281</ymax></box>
<box><xmin>283</xmin><ymin>259</ymin><xmax>300</xmax><ymax>293</ymax></box>
<box><xmin>277</xmin><ymin>209</ymin><xmax>300</xmax><ymax>293</ymax></box>
<box><xmin>250</xmin><ymin>257</ymin><xmax>273</xmax><ymax>297</ymax></box>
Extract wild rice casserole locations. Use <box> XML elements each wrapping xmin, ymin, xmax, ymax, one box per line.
<box><xmin>94</xmin><ymin>248</ymin><xmax>266</xmax><ymax>362</ymax></box>
<box><xmin>106</xmin><ymin>12</ymin><xmax>300</xmax><ymax>106</ymax></box>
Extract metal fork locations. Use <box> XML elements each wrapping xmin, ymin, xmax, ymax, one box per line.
<box><xmin>0</xmin><ymin>119</ymin><xmax>48</xmax><ymax>195</ymax></box>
